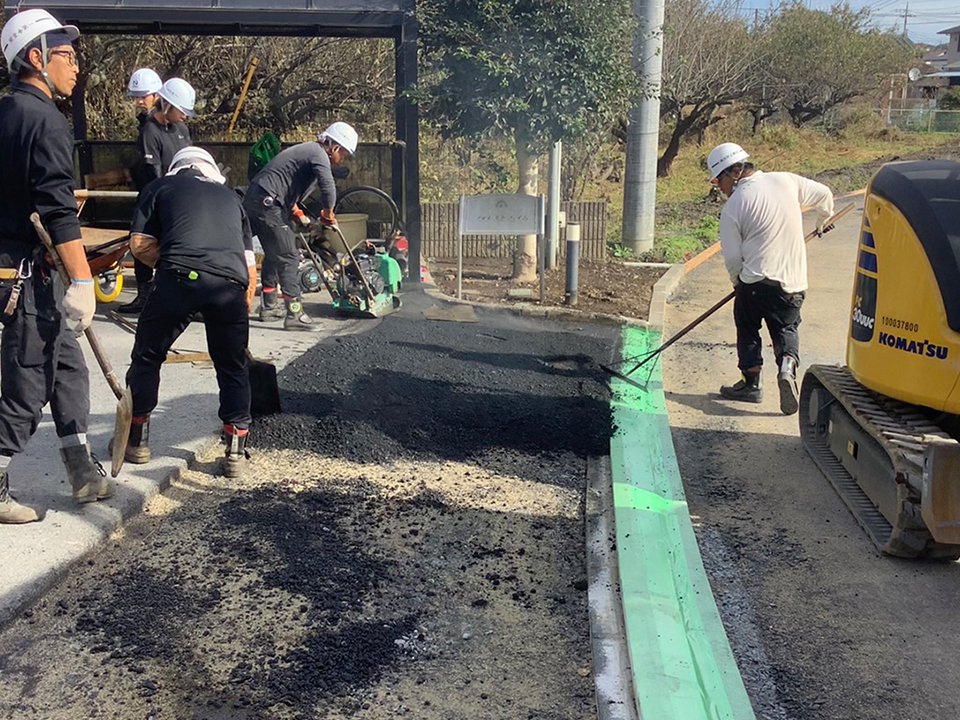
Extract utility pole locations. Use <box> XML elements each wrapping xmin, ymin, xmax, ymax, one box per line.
<box><xmin>621</xmin><ymin>0</ymin><xmax>665</xmax><ymax>255</ymax></box>
<box><xmin>900</xmin><ymin>3</ymin><xmax>914</xmax><ymax>38</ymax></box>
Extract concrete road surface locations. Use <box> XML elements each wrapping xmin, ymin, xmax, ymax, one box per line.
<box><xmin>663</xmin><ymin>195</ymin><xmax>960</xmax><ymax>720</ymax></box>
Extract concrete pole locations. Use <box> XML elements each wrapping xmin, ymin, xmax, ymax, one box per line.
<box><xmin>621</xmin><ymin>0</ymin><xmax>665</xmax><ymax>255</ymax></box>
<box><xmin>565</xmin><ymin>222</ymin><xmax>580</xmax><ymax>306</ymax></box>
<box><xmin>545</xmin><ymin>141</ymin><xmax>562</xmax><ymax>269</ymax></box>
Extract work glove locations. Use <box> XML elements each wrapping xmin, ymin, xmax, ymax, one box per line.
<box><xmin>63</xmin><ymin>279</ymin><xmax>96</xmax><ymax>335</ymax></box>
<box><xmin>816</xmin><ymin>218</ymin><xmax>834</xmax><ymax>237</ymax></box>
<box><xmin>319</xmin><ymin>208</ymin><xmax>339</xmax><ymax>233</ymax></box>
<box><xmin>291</xmin><ymin>204</ymin><xmax>312</xmax><ymax>227</ymax></box>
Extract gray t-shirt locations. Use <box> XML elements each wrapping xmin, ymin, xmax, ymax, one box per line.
<box><xmin>248</xmin><ymin>141</ymin><xmax>336</xmax><ymax>211</ymax></box>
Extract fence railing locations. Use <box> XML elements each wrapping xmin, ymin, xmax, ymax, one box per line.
<box><xmin>883</xmin><ymin>108</ymin><xmax>960</xmax><ymax>133</ymax></box>
<box><xmin>421</xmin><ymin>200</ymin><xmax>608</xmax><ymax>260</ymax></box>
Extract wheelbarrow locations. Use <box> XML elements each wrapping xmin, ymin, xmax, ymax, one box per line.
<box><xmin>81</xmin><ymin>227</ymin><xmax>130</xmax><ymax>304</ymax></box>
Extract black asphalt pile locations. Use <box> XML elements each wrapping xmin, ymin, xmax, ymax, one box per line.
<box><xmin>69</xmin><ymin>485</ymin><xmax>418</xmax><ymax>717</ymax></box>
<box><xmin>252</xmin><ymin>312</ymin><xmax>614</xmax><ymax>485</ymax></box>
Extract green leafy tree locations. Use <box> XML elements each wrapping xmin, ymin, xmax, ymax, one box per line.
<box><xmin>417</xmin><ymin>0</ymin><xmax>635</xmax><ymax>279</ymax></box>
<box><xmin>940</xmin><ymin>87</ymin><xmax>960</xmax><ymax>110</ymax></box>
<box><xmin>763</xmin><ymin>2</ymin><xmax>912</xmax><ymax>127</ymax></box>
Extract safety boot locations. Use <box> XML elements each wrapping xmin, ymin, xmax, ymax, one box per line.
<box><xmin>0</xmin><ymin>472</ymin><xmax>45</xmax><ymax>524</ymax></box>
<box><xmin>257</xmin><ymin>289</ymin><xmax>284</xmax><ymax>322</ymax></box>
<box><xmin>117</xmin><ymin>279</ymin><xmax>153</xmax><ymax>315</ymax></box>
<box><xmin>283</xmin><ymin>299</ymin><xmax>318</xmax><ymax>331</ymax></box>
<box><xmin>778</xmin><ymin>355</ymin><xmax>800</xmax><ymax>416</ymax></box>
<box><xmin>223</xmin><ymin>425</ymin><xmax>249</xmax><ymax>479</ymax></box>
<box><xmin>62</xmin><ymin>445</ymin><xmax>113</xmax><ymax>505</ymax></box>
<box><xmin>125</xmin><ymin>416</ymin><xmax>151</xmax><ymax>464</ymax></box>
<box><xmin>720</xmin><ymin>370</ymin><xmax>763</xmax><ymax>404</ymax></box>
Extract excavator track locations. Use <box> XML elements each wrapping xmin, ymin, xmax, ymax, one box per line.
<box><xmin>800</xmin><ymin>364</ymin><xmax>960</xmax><ymax>559</ymax></box>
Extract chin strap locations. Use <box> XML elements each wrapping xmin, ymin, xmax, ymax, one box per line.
<box><xmin>12</xmin><ymin>35</ymin><xmax>62</xmax><ymax>99</ymax></box>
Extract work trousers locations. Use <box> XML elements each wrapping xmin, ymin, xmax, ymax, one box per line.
<box><xmin>126</xmin><ymin>268</ymin><xmax>251</xmax><ymax>428</ymax></box>
<box><xmin>733</xmin><ymin>280</ymin><xmax>804</xmax><ymax>371</ymax></box>
<box><xmin>243</xmin><ymin>186</ymin><xmax>301</xmax><ymax>302</ymax></box>
<box><xmin>0</xmin><ymin>269</ymin><xmax>90</xmax><ymax>455</ymax></box>
<box><xmin>133</xmin><ymin>257</ymin><xmax>154</xmax><ymax>286</ymax></box>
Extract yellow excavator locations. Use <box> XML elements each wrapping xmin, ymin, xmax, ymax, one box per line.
<box><xmin>800</xmin><ymin>159</ymin><xmax>960</xmax><ymax>559</ymax></box>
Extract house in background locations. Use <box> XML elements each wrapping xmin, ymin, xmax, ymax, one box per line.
<box><xmin>936</xmin><ymin>24</ymin><xmax>960</xmax><ymax>86</ymax></box>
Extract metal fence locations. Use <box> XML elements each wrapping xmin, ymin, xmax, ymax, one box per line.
<box><xmin>883</xmin><ymin>108</ymin><xmax>960</xmax><ymax>133</ymax></box>
<box><xmin>421</xmin><ymin>200</ymin><xmax>608</xmax><ymax>260</ymax></box>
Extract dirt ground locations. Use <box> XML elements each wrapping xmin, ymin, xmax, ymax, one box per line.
<box><xmin>429</xmin><ymin>257</ymin><xmax>665</xmax><ymax>321</ymax></box>
<box><xmin>0</xmin><ymin>298</ymin><xmax>616</xmax><ymax>720</ymax></box>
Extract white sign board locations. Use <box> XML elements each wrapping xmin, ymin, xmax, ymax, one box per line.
<box><xmin>458</xmin><ymin>194</ymin><xmax>545</xmax><ymax>236</ymax></box>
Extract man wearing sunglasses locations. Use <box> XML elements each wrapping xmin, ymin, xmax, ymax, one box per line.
<box><xmin>0</xmin><ymin>9</ymin><xmax>113</xmax><ymax>523</ymax></box>
<box><xmin>708</xmin><ymin>142</ymin><xmax>834</xmax><ymax>415</ymax></box>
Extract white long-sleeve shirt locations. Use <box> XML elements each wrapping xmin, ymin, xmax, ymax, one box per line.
<box><xmin>718</xmin><ymin>170</ymin><xmax>834</xmax><ymax>293</ymax></box>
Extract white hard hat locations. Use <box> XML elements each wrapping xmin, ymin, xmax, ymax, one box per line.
<box><xmin>1</xmin><ymin>9</ymin><xmax>79</xmax><ymax>69</ymax></box>
<box><xmin>158</xmin><ymin>77</ymin><xmax>196</xmax><ymax>117</ymax></box>
<box><xmin>318</xmin><ymin>121</ymin><xmax>359</xmax><ymax>156</ymax></box>
<box><xmin>707</xmin><ymin>142</ymin><xmax>749</xmax><ymax>180</ymax></box>
<box><xmin>167</xmin><ymin>146</ymin><xmax>226</xmax><ymax>184</ymax></box>
<box><xmin>128</xmin><ymin>68</ymin><xmax>162</xmax><ymax>97</ymax></box>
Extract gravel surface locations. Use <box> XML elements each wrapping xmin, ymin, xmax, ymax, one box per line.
<box><xmin>0</xmin><ymin>296</ymin><xmax>617</xmax><ymax>720</ymax></box>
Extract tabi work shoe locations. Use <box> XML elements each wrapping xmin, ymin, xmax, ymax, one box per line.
<box><xmin>223</xmin><ymin>425</ymin><xmax>249</xmax><ymax>479</ymax></box>
<box><xmin>778</xmin><ymin>355</ymin><xmax>800</xmax><ymax>416</ymax></box>
<box><xmin>0</xmin><ymin>472</ymin><xmax>45</xmax><ymax>524</ymax></box>
<box><xmin>257</xmin><ymin>289</ymin><xmax>284</xmax><ymax>321</ymax></box>
<box><xmin>283</xmin><ymin>300</ymin><xmax>318</xmax><ymax>331</ymax></box>
<box><xmin>62</xmin><ymin>445</ymin><xmax>113</xmax><ymax>504</ymax></box>
<box><xmin>117</xmin><ymin>280</ymin><xmax>153</xmax><ymax>315</ymax></box>
<box><xmin>720</xmin><ymin>372</ymin><xmax>763</xmax><ymax>404</ymax></box>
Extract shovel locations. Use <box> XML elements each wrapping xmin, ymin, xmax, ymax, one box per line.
<box><xmin>31</xmin><ymin>213</ymin><xmax>133</xmax><ymax>477</ymax></box>
<box><xmin>602</xmin><ymin>202</ymin><xmax>855</xmax><ymax>390</ymax></box>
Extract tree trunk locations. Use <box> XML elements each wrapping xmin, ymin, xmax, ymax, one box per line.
<box><xmin>513</xmin><ymin>132</ymin><xmax>539</xmax><ymax>281</ymax></box>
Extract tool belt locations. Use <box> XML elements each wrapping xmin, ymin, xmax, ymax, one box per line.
<box><xmin>0</xmin><ymin>244</ymin><xmax>46</xmax><ymax>326</ymax></box>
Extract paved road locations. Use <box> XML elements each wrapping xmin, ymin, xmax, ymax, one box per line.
<box><xmin>0</xmin><ymin>286</ymin><xmax>356</xmax><ymax>626</ymax></box>
<box><xmin>663</xmin><ymin>197</ymin><xmax>960</xmax><ymax>720</ymax></box>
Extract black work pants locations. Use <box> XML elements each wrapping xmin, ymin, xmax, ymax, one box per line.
<box><xmin>243</xmin><ymin>186</ymin><xmax>300</xmax><ymax>301</ymax></box>
<box><xmin>134</xmin><ymin>257</ymin><xmax>154</xmax><ymax>286</ymax></box>
<box><xmin>0</xmin><ymin>270</ymin><xmax>90</xmax><ymax>455</ymax></box>
<box><xmin>733</xmin><ymin>280</ymin><xmax>804</xmax><ymax>372</ymax></box>
<box><xmin>126</xmin><ymin>268</ymin><xmax>251</xmax><ymax>428</ymax></box>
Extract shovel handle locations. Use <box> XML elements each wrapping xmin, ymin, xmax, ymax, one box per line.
<box><xmin>331</xmin><ymin>225</ymin><xmax>377</xmax><ymax>306</ymax></box>
<box><xmin>29</xmin><ymin>212</ymin><xmax>125</xmax><ymax>401</ymax></box>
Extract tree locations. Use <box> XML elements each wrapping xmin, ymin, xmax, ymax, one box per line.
<box><xmin>417</xmin><ymin>0</ymin><xmax>635</xmax><ymax>279</ymax></box>
<box><xmin>657</xmin><ymin>0</ymin><xmax>761</xmax><ymax>176</ymax></box>
<box><xmin>763</xmin><ymin>2</ymin><xmax>912</xmax><ymax>127</ymax></box>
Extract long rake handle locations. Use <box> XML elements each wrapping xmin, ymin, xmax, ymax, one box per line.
<box><xmin>623</xmin><ymin>202</ymin><xmax>855</xmax><ymax>378</ymax></box>
<box><xmin>30</xmin><ymin>212</ymin><xmax>125</xmax><ymax>400</ymax></box>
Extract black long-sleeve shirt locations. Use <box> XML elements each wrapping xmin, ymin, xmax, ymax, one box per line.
<box><xmin>133</xmin><ymin>115</ymin><xmax>191</xmax><ymax>191</ymax></box>
<box><xmin>248</xmin><ymin>141</ymin><xmax>336</xmax><ymax>211</ymax></box>
<box><xmin>0</xmin><ymin>83</ymin><xmax>81</xmax><ymax>248</ymax></box>
<box><xmin>131</xmin><ymin>169</ymin><xmax>253</xmax><ymax>286</ymax></box>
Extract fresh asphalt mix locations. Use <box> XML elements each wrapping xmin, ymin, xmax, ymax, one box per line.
<box><xmin>0</xmin><ymin>290</ymin><xmax>616</xmax><ymax>719</ymax></box>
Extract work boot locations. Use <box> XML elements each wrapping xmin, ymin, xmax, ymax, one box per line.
<box><xmin>223</xmin><ymin>425</ymin><xmax>249</xmax><ymax>479</ymax></box>
<box><xmin>720</xmin><ymin>371</ymin><xmax>763</xmax><ymax>404</ymax></box>
<box><xmin>117</xmin><ymin>279</ymin><xmax>153</xmax><ymax>315</ymax></box>
<box><xmin>125</xmin><ymin>416</ymin><xmax>151</xmax><ymax>464</ymax></box>
<box><xmin>283</xmin><ymin>299</ymin><xmax>317</xmax><ymax>331</ymax></box>
<box><xmin>0</xmin><ymin>472</ymin><xmax>45</xmax><ymax>524</ymax></box>
<box><xmin>778</xmin><ymin>355</ymin><xmax>800</xmax><ymax>416</ymax></box>
<box><xmin>257</xmin><ymin>289</ymin><xmax>284</xmax><ymax>322</ymax></box>
<box><xmin>62</xmin><ymin>445</ymin><xmax>113</xmax><ymax>505</ymax></box>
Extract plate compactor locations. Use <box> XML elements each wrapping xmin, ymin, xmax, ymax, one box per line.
<box><xmin>800</xmin><ymin>159</ymin><xmax>960</xmax><ymax>559</ymax></box>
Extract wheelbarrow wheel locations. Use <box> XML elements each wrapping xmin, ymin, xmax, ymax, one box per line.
<box><xmin>94</xmin><ymin>266</ymin><xmax>123</xmax><ymax>303</ymax></box>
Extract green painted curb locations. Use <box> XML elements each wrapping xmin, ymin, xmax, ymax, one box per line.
<box><xmin>610</xmin><ymin>326</ymin><xmax>756</xmax><ymax>720</ymax></box>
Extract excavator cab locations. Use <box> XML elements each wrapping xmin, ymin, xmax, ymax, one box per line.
<box><xmin>800</xmin><ymin>160</ymin><xmax>960</xmax><ymax>559</ymax></box>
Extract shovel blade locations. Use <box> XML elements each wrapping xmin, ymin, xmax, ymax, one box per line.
<box><xmin>248</xmin><ymin>354</ymin><xmax>281</xmax><ymax>417</ymax></box>
<box><xmin>111</xmin><ymin>387</ymin><xmax>133</xmax><ymax>477</ymax></box>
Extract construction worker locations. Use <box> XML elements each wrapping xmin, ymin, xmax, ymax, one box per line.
<box><xmin>123</xmin><ymin>146</ymin><xmax>256</xmax><ymax>478</ymax></box>
<box><xmin>120</xmin><ymin>77</ymin><xmax>195</xmax><ymax>315</ymax></box>
<box><xmin>0</xmin><ymin>9</ymin><xmax>113</xmax><ymax>523</ymax></box>
<box><xmin>244</xmin><ymin>121</ymin><xmax>358</xmax><ymax>330</ymax></box>
<box><xmin>127</xmin><ymin>67</ymin><xmax>162</xmax><ymax>128</ymax></box>
<box><xmin>709</xmin><ymin>142</ymin><xmax>834</xmax><ymax>415</ymax></box>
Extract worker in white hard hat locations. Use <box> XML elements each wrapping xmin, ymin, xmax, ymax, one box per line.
<box><xmin>127</xmin><ymin>67</ymin><xmax>162</xmax><ymax>127</ymax></box>
<box><xmin>243</xmin><ymin>121</ymin><xmax>359</xmax><ymax>330</ymax></box>
<box><xmin>123</xmin><ymin>146</ymin><xmax>255</xmax><ymax>478</ymax></box>
<box><xmin>708</xmin><ymin>142</ymin><xmax>835</xmax><ymax>415</ymax></box>
<box><xmin>121</xmin><ymin>77</ymin><xmax>195</xmax><ymax>315</ymax></box>
<box><xmin>0</xmin><ymin>9</ymin><xmax>113</xmax><ymax>523</ymax></box>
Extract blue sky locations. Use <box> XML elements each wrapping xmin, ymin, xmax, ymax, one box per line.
<box><xmin>739</xmin><ymin>0</ymin><xmax>960</xmax><ymax>46</ymax></box>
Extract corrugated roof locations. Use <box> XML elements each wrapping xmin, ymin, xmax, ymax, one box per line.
<box><xmin>939</xmin><ymin>24</ymin><xmax>960</xmax><ymax>35</ymax></box>
<box><xmin>4</xmin><ymin>0</ymin><xmax>413</xmax><ymax>35</ymax></box>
